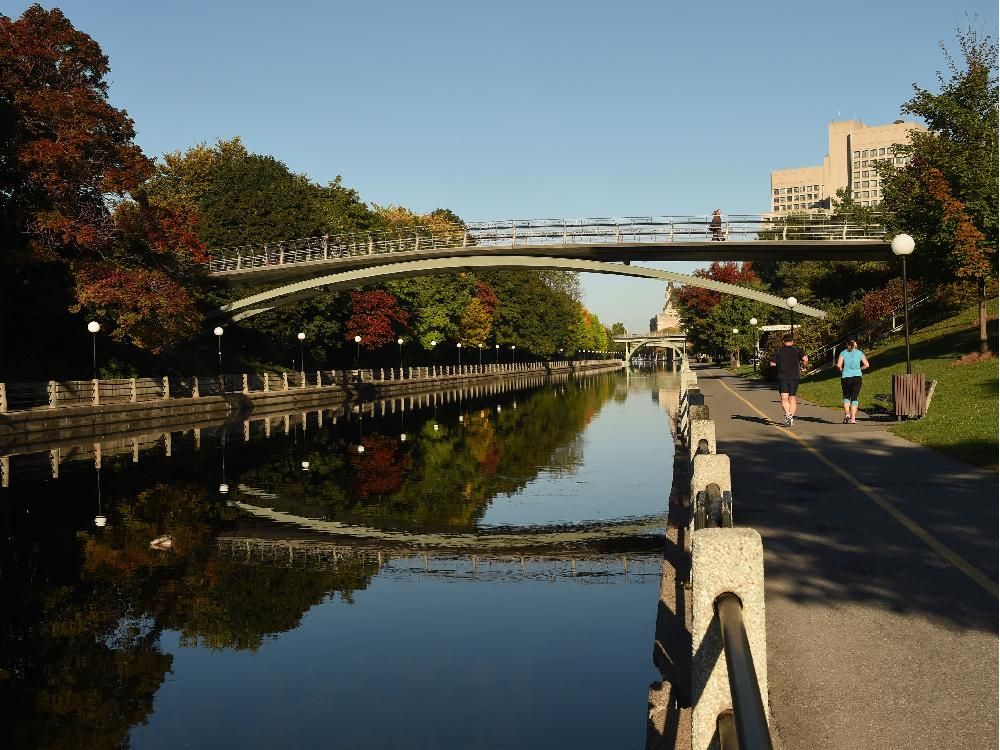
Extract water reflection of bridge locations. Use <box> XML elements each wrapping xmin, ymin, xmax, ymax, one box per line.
<box><xmin>217</xmin><ymin>536</ymin><xmax>661</xmax><ymax>585</ymax></box>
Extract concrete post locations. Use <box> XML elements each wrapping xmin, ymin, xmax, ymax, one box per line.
<box><xmin>192</xmin><ymin>377</ymin><xmax>200</xmax><ymax>398</ymax></box>
<box><xmin>0</xmin><ymin>382</ymin><xmax>6</xmax><ymax>413</ymax></box>
<box><xmin>316</xmin><ymin>370</ymin><xmax>322</xmax><ymax>387</ymax></box>
<box><xmin>162</xmin><ymin>376</ymin><xmax>170</xmax><ymax>400</ymax></box>
<box><xmin>691</xmin><ymin>528</ymin><xmax>769</xmax><ymax>749</ymax></box>
<box><xmin>689</xmin><ymin>420</ymin><xmax>717</xmax><ymax>463</ymax></box>
<box><xmin>264</xmin><ymin>373</ymin><xmax>270</xmax><ymax>392</ymax></box>
<box><xmin>92</xmin><ymin>379</ymin><xmax>100</xmax><ymax>407</ymax></box>
<box><xmin>242</xmin><ymin>374</ymin><xmax>249</xmax><ymax>394</ymax></box>
<box><xmin>48</xmin><ymin>380</ymin><xmax>57</xmax><ymax>409</ymax></box>
<box><xmin>128</xmin><ymin>377</ymin><xmax>137</xmax><ymax>403</ymax></box>
<box><xmin>283</xmin><ymin>372</ymin><xmax>289</xmax><ymax>390</ymax></box>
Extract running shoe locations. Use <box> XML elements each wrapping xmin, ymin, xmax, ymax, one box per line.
<box><xmin>843</xmin><ymin>415</ymin><xmax>851</xmax><ymax>424</ymax></box>
<box><xmin>850</xmin><ymin>418</ymin><xmax>857</xmax><ymax>424</ymax></box>
<box><xmin>788</xmin><ymin>415</ymin><xmax>795</xmax><ymax>427</ymax></box>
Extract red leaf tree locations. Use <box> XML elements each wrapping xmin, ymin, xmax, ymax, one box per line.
<box><xmin>344</xmin><ymin>290</ymin><xmax>410</xmax><ymax>348</ymax></box>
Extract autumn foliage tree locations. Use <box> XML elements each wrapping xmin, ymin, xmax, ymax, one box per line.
<box><xmin>344</xmin><ymin>290</ymin><xmax>410</xmax><ymax>348</ymax></box>
<box><xmin>0</xmin><ymin>5</ymin><xmax>206</xmax><ymax>364</ymax></box>
<box><xmin>880</xmin><ymin>27</ymin><xmax>998</xmax><ymax>354</ymax></box>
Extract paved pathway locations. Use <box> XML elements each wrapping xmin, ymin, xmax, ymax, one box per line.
<box><xmin>693</xmin><ymin>366</ymin><xmax>998</xmax><ymax>750</ymax></box>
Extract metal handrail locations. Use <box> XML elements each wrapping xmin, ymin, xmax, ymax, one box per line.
<box><xmin>715</xmin><ymin>592</ymin><xmax>774</xmax><ymax>750</ymax></box>
<box><xmin>204</xmin><ymin>214</ymin><xmax>889</xmax><ymax>274</ymax></box>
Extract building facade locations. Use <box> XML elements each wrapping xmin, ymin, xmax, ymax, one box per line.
<box><xmin>650</xmin><ymin>282</ymin><xmax>681</xmax><ymax>333</ymax></box>
<box><xmin>770</xmin><ymin>119</ymin><xmax>925</xmax><ymax>214</ymax></box>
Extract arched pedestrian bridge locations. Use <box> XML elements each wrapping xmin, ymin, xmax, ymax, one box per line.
<box><xmin>206</xmin><ymin>215</ymin><xmax>885</xmax><ymax>321</ymax></box>
<box><xmin>614</xmin><ymin>333</ymin><xmax>687</xmax><ymax>362</ymax></box>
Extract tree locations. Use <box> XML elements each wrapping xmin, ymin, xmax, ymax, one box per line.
<box><xmin>344</xmin><ymin>290</ymin><xmax>410</xmax><ymax>348</ymax></box>
<box><xmin>879</xmin><ymin>26</ymin><xmax>998</xmax><ymax>354</ymax></box>
<box><xmin>0</xmin><ymin>5</ymin><xmax>206</xmax><ymax>366</ymax></box>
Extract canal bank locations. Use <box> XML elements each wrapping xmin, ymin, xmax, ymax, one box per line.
<box><xmin>0</xmin><ymin>359</ymin><xmax>621</xmax><ymax>462</ymax></box>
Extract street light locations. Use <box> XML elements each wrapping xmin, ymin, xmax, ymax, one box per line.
<box><xmin>397</xmin><ymin>337</ymin><xmax>404</xmax><ymax>371</ymax></box>
<box><xmin>749</xmin><ymin>317</ymin><xmax>759</xmax><ymax>372</ymax></box>
<box><xmin>87</xmin><ymin>321</ymin><xmax>100</xmax><ymax>379</ymax></box>
<box><xmin>732</xmin><ymin>327</ymin><xmax>740</xmax><ymax>368</ymax></box>
<box><xmin>891</xmin><ymin>234</ymin><xmax>915</xmax><ymax>374</ymax></box>
<box><xmin>213</xmin><ymin>326</ymin><xmax>224</xmax><ymax>375</ymax></box>
<box><xmin>495</xmin><ymin>343</ymin><xmax>499</xmax><ymax>363</ymax></box>
<box><xmin>510</xmin><ymin>344</ymin><xmax>515</xmax><ymax>363</ymax></box>
<box><xmin>457</xmin><ymin>342</ymin><xmax>462</xmax><ymax>366</ymax></box>
<box><xmin>785</xmin><ymin>296</ymin><xmax>798</xmax><ymax>335</ymax></box>
<box><xmin>297</xmin><ymin>332</ymin><xmax>306</xmax><ymax>373</ymax></box>
<box><xmin>354</xmin><ymin>335</ymin><xmax>362</xmax><ymax>370</ymax></box>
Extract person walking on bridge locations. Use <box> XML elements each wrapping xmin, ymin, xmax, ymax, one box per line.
<box><xmin>837</xmin><ymin>339</ymin><xmax>870</xmax><ymax>423</ymax></box>
<box><xmin>769</xmin><ymin>332</ymin><xmax>808</xmax><ymax>427</ymax></box>
<box><xmin>709</xmin><ymin>209</ymin><xmax>724</xmax><ymax>241</ymax></box>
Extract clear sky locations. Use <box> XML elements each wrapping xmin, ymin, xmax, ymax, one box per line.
<box><xmin>8</xmin><ymin>1</ymin><xmax>996</xmax><ymax>331</ymax></box>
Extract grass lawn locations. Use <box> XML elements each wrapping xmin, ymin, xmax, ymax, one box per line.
<box><xmin>794</xmin><ymin>299</ymin><xmax>998</xmax><ymax>468</ymax></box>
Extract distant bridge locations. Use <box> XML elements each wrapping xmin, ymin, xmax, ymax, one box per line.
<box><xmin>205</xmin><ymin>215</ymin><xmax>882</xmax><ymax>321</ymax></box>
<box><xmin>613</xmin><ymin>333</ymin><xmax>687</xmax><ymax>362</ymax></box>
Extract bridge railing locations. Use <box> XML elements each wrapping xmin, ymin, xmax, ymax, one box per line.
<box><xmin>205</xmin><ymin>215</ymin><xmax>888</xmax><ymax>273</ymax></box>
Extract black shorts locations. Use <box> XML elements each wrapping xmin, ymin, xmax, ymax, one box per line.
<box><xmin>841</xmin><ymin>376</ymin><xmax>863</xmax><ymax>403</ymax></box>
<box><xmin>777</xmin><ymin>379</ymin><xmax>799</xmax><ymax>396</ymax></box>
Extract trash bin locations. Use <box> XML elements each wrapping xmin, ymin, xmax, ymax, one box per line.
<box><xmin>892</xmin><ymin>373</ymin><xmax>926</xmax><ymax>419</ymax></box>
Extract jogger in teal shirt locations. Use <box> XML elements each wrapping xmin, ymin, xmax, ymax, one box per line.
<box><xmin>837</xmin><ymin>340</ymin><xmax>870</xmax><ymax>423</ymax></box>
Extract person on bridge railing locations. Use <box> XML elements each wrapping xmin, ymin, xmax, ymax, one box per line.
<box><xmin>710</xmin><ymin>209</ymin><xmax>724</xmax><ymax>241</ymax></box>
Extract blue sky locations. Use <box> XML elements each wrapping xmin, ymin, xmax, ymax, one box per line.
<box><xmin>8</xmin><ymin>1</ymin><xmax>996</xmax><ymax>330</ymax></box>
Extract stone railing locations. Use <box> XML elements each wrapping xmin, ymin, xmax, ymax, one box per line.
<box><xmin>0</xmin><ymin>360</ymin><xmax>619</xmax><ymax>414</ymax></box>
<box><xmin>676</xmin><ymin>363</ymin><xmax>773</xmax><ymax>749</ymax></box>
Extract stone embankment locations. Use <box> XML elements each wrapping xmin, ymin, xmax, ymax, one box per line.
<box><xmin>0</xmin><ymin>360</ymin><xmax>621</xmax><ymax>463</ymax></box>
<box><xmin>647</xmin><ymin>362</ymin><xmax>772</xmax><ymax>750</ymax></box>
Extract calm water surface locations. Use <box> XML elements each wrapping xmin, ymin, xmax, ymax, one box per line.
<box><xmin>0</xmin><ymin>369</ymin><xmax>679</xmax><ymax>749</ymax></box>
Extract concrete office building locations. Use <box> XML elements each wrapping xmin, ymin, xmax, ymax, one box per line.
<box><xmin>770</xmin><ymin>119</ymin><xmax>925</xmax><ymax>213</ymax></box>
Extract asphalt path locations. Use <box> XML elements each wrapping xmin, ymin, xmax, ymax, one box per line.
<box><xmin>693</xmin><ymin>366</ymin><xmax>998</xmax><ymax>750</ymax></box>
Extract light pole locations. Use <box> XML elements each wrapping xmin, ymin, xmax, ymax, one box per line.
<box><xmin>495</xmin><ymin>343</ymin><xmax>499</xmax><ymax>363</ymax></box>
<box><xmin>891</xmin><ymin>234</ymin><xmax>915</xmax><ymax>374</ymax></box>
<box><xmin>457</xmin><ymin>342</ymin><xmax>462</xmax><ymax>367</ymax></box>
<box><xmin>478</xmin><ymin>345</ymin><xmax>483</xmax><ymax>366</ymax></box>
<box><xmin>510</xmin><ymin>344</ymin><xmax>515</xmax><ymax>363</ymax></box>
<box><xmin>731</xmin><ymin>327</ymin><xmax>740</xmax><ymax>368</ymax></box>
<box><xmin>297</xmin><ymin>332</ymin><xmax>306</xmax><ymax>374</ymax></box>
<box><xmin>749</xmin><ymin>318</ymin><xmax>759</xmax><ymax>372</ymax></box>
<box><xmin>354</xmin><ymin>335</ymin><xmax>362</xmax><ymax>370</ymax></box>
<box><xmin>397</xmin><ymin>337</ymin><xmax>404</xmax><ymax>371</ymax></box>
<box><xmin>87</xmin><ymin>321</ymin><xmax>101</xmax><ymax>379</ymax></box>
<box><xmin>785</xmin><ymin>296</ymin><xmax>798</xmax><ymax>336</ymax></box>
<box><xmin>213</xmin><ymin>326</ymin><xmax>224</xmax><ymax>375</ymax></box>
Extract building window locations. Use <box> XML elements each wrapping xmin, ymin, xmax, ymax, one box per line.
<box><xmin>862</xmin><ymin>191</ymin><xmax>870</xmax><ymax>198</ymax></box>
<box><xmin>862</xmin><ymin>181</ymin><xmax>869</xmax><ymax>188</ymax></box>
<box><xmin>879</xmin><ymin>148</ymin><xmax>886</xmax><ymax>155</ymax></box>
<box><xmin>854</xmin><ymin>192</ymin><xmax>860</xmax><ymax>198</ymax></box>
<box><xmin>773</xmin><ymin>189</ymin><xmax>779</xmax><ymax>195</ymax></box>
<box><xmin>854</xmin><ymin>171</ymin><xmax>860</xmax><ymax>179</ymax></box>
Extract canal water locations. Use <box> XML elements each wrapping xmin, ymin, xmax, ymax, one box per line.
<box><xmin>0</xmin><ymin>369</ymin><xmax>679</xmax><ymax>750</ymax></box>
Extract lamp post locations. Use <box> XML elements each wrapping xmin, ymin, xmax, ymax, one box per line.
<box><xmin>785</xmin><ymin>296</ymin><xmax>798</xmax><ymax>335</ymax></box>
<box><xmin>749</xmin><ymin>317</ymin><xmax>759</xmax><ymax>372</ymax></box>
<box><xmin>297</xmin><ymin>332</ymin><xmax>306</xmax><ymax>374</ymax></box>
<box><xmin>354</xmin><ymin>335</ymin><xmax>362</xmax><ymax>370</ymax></box>
<box><xmin>510</xmin><ymin>344</ymin><xmax>515</xmax><ymax>363</ymax></box>
<box><xmin>213</xmin><ymin>326</ymin><xmax>224</xmax><ymax>378</ymax></box>
<box><xmin>495</xmin><ymin>343</ymin><xmax>499</xmax><ymax>363</ymax></box>
<box><xmin>731</xmin><ymin>327</ymin><xmax>740</xmax><ymax>368</ymax></box>
<box><xmin>478</xmin><ymin>345</ymin><xmax>483</xmax><ymax>366</ymax></box>
<box><xmin>397</xmin><ymin>337</ymin><xmax>404</xmax><ymax>371</ymax></box>
<box><xmin>457</xmin><ymin>342</ymin><xmax>462</xmax><ymax>367</ymax></box>
<box><xmin>891</xmin><ymin>234</ymin><xmax>915</xmax><ymax>374</ymax></box>
<box><xmin>87</xmin><ymin>321</ymin><xmax>101</xmax><ymax>379</ymax></box>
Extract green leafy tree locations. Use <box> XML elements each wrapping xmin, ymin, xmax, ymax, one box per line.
<box><xmin>878</xmin><ymin>27</ymin><xmax>998</xmax><ymax>353</ymax></box>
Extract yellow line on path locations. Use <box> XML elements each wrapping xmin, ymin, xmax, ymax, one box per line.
<box><xmin>714</xmin><ymin>376</ymin><xmax>999</xmax><ymax>598</ymax></box>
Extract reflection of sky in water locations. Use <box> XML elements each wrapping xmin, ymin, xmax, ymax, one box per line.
<box><xmin>478</xmin><ymin>379</ymin><xmax>673</xmax><ymax>527</ymax></box>
<box><xmin>130</xmin><ymin>560</ymin><xmax>659</xmax><ymax>750</ymax></box>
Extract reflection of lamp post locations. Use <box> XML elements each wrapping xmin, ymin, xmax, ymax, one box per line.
<box><xmin>397</xmin><ymin>337</ymin><xmax>404</xmax><ymax>371</ymax></box>
<box><xmin>87</xmin><ymin>321</ymin><xmax>101</xmax><ymax>379</ymax></box>
<box><xmin>891</xmin><ymin>234</ymin><xmax>915</xmax><ymax>374</ymax></box>
<box><xmin>785</xmin><ymin>297</ymin><xmax>798</xmax><ymax>335</ymax></box>
<box><xmin>297</xmin><ymin>332</ymin><xmax>306</xmax><ymax>373</ymax></box>
<box><xmin>213</xmin><ymin>326</ymin><xmax>224</xmax><ymax>379</ymax></box>
<box><xmin>219</xmin><ymin>431</ymin><xmax>229</xmax><ymax>496</ymax></box>
<box><xmin>94</xmin><ymin>466</ymin><xmax>106</xmax><ymax>528</ymax></box>
<box><xmin>749</xmin><ymin>317</ymin><xmax>759</xmax><ymax>372</ymax></box>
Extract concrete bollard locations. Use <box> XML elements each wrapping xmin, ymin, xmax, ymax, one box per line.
<box><xmin>688</xmin><ymin>420</ymin><xmax>717</xmax><ymax>463</ymax></box>
<box><xmin>690</xmin><ymin>453</ymin><xmax>731</xmax><ymax>501</ymax></box>
<box><xmin>691</xmin><ymin>527</ymin><xmax>769</xmax><ymax>750</ymax></box>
